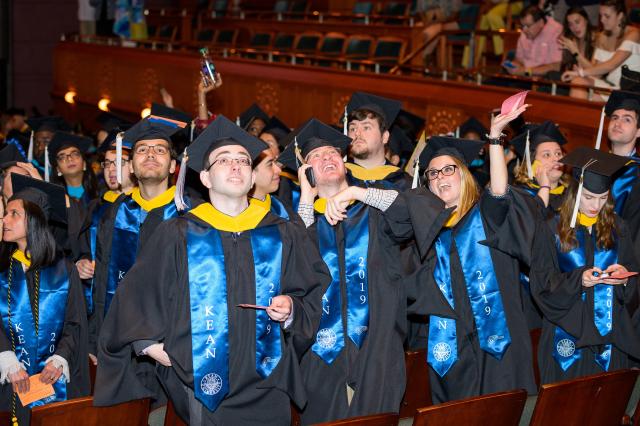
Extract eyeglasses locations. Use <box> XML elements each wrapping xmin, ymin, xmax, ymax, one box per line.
<box><xmin>426</xmin><ymin>164</ymin><xmax>458</xmax><ymax>181</ymax></box>
<box><xmin>56</xmin><ymin>150</ymin><xmax>82</xmax><ymax>162</ymax></box>
<box><xmin>100</xmin><ymin>159</ymin><xmax>130</xmax><ymax>168</ymax></box>
<box><xmin>207</xmin><ymin>156</ymin><xmax>252</xmax><ymax>169</ymax></box>
<box><xmin>134</xmin><ymin>144</ymin><xmax>170</xmax><ymax>156</ymax></box>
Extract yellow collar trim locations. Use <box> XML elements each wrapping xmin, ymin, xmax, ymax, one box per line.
<box><xmin>578</xmin><ymin>212</ymin><xmax>598</xmax><ymax>227</ymax></box>
<box><xmin>279</xmin><ymin>171</ymin><xmax>299</xmax><ymax>184</ymax></box>
<box><xmin>314</xmin><ymin>198</ymin><xmax>327</xmax><ymax>214</ymax></box>
<box><xmin>12</xmin><ymin>250</ymin><xmax>31</xmax><ymax>268</ymax></box>
<box><xmin>345</xmin><ymin>163</ymin><xmax>399</xmax><ymax>181</ymax></box>
<box><xmin>528</xmin><ymin>182</ymin><xmax>565</xmax><ymax>195</ymax></box>
<box><xmin>103</xmin><ymin>190</ymin><xmax>121</xmax><ymax>203</ymax></box>
<box><xmin>190</xmin><ymin>199</ymin><xmax>268</xmax><ymax>232</ymax></box>
<box><xmin>250</xmin><ymin>195</ymin><xmax>272</xmax><ymax>212</ymax></box>
<box><xmin>444</xmin><ymin>211</ymin><xmax>459</xmax><ymax>228</ymax></box>
<box><xmin>131</xmin><ymin>186</ymin><xmax>176</xmax><ymax>212</ymax></box>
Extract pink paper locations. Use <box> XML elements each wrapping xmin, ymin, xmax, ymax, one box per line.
<box><xmin>608</xmin><ymin>271</ymin><xmax>638</xmax><ymax>279</ymax></box>
<box><xmin>237</xmin><ymin>304</ymin><xmax>270</xmax><ymax>310</ymax></box>
<box><xmin>501</xmin><ymin>90</ymin><xmax>529</xmax><ymax>115</ymax></box>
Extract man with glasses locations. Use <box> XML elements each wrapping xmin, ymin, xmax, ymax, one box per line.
<box><xmin>94</xmin><ymin>115</ymin><xmax>328</xmax><ymax>425</ymax></box>
<box><xmin>507</xmin><ymin>5</ymin><xmax>562</xmax><ymax>77</ymax></box>
<box><xmin>88</xmin><ymin>109</ymin><xmax>191</xmax><ymax>409</ymax></box>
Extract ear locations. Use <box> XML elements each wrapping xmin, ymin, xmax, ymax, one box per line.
<box><xmin>200</xmin><ymin>170</ymin><xmax>213</xmax><ymax>189</ymax></box>
<box><xmin>382</xmin><ymin>130</ymin><xmax>390</xmax><ymax>146</ymax></box>
<box><xmin>128</xmin><ymin>158</ymin><xmax>135</xmax><ymax>174</ymax></box>
<box><xmin>169</xmin><ymin>159</ymin><xmax>177</xmax><ymax>175</ymax></box>
<box><xmin>250</xmin><ymin>170</ymin><xmax>257</xmax><ymax>188</ymax></box>
<box><xmin>635</xmin><ymin>125</ymin><xmax>640</xmax><ymax>140</ymax></box>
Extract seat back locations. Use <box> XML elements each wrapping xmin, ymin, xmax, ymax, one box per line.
<box><xmin>30</xmin><ymin>396</ymin><xmax>150</xmax><ymax>426</ymax></box>
<box><xmin>157</xmin><ymin>25</ymin><xmax>177</xmax><ymax>41</ymax></box>
<box><xmin>290</xmin><ymin>1</ymin><xmax>308</xmax><ymax>13</ymax></box>
<box><xmin>320</xmin><ymin>33</ymin><xmax>346</xmax><ymax>56</ymax></box>
<box><xmin>164</xmin><ymin>399</ymin><xmax>187</xmax><ymax>426</ymax></box>
<box><xmin>196</xmin><ymin>28</ymin><xmax>215</xmax><ymax>42</ymax></box>
<box><xmin>294</xmin><ymin>32</ymin><xmax>322</xmax><ymax>53</ymax></box>
<box><xmin>210</xmin><ymin>0</ymin><xmax>228</xmax><ymax>16</ymax></box>
<box><xmin>250</xmin><ymin>32</ymin><xmax>272</xmax><ymax>48</ymax></box>
<box><xmin>399</xmin><ymin>349</ymin><xmax>432</xmax><ymax>418</ymax></box>
<box><xmin>345</xmin><ymin>35</ymin><xmax>373</xmax><ymax>59</ymax></box>
<box><xmin>314</xmin><ymin>412</ymin><xmax>399</xmax><ymax>425</ymax></box>
<box><xmin>458</xmin><ymin>4</ymin><xmax>480</xmax><ymax>31</ymax></box>
<box><xmin>214</xmin><ymin>29</ymin><xmax>237</xmax><ymax>47</ymax></box>
<box><xmin>412</xmin><ymin>389</ymin><xmax>527</xmax><ymax>426</ymax></box>
<box><xmin>380</xmin><ymin>2</ymin><xmax>409</xmax><ymax>17</ymax></box>
<box><xmin>373</xmin><ymin>37</ymin><xmax>405</xmax><ymax>62</ymax></box>
<box><xmin>529</xmin><ymin>369</ymin><xmax>639</xmax><ymax>426</ymax></box>
<box><xmin>274</xmin><ymin>33</ymin><xmax>295</xmax><ymax>51</ymax></box>
<box><xmin>274</xmin><ymin>0</ymin><xmax>289</xmax><ymax>13</ymax></box>
<box><xmin>352</xmin><ymin>1</ymin><xmax>374</xmax><ymax>15</ymax></box>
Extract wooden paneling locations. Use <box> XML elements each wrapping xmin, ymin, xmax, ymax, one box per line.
<box><xmin>53</xmin><ymin>40</ymin><xmax>604</xmax><ymax>149</ymax></box>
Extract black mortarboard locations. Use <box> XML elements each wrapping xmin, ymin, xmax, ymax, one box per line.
<box><xmin>561</xmin><ymin>146</ymin><xmax>629</xmax><ymax>194</ymax></box>
<box><xmin>459</xmin><ymin>117</ymin><xmax>489</xmax><ymax>140</ymax></box>
<box><xmin>388</xmin><ymin>126</ymin><xmax>414</xmax><ymax>157</ymax></box>
<box><xmin>239</xmin><ymin>103</ymin><xmax>270</xmax><ymax>130</ymax></box>
<box><xmin>4</xmin><ymin>108</ymin><xmax>26</xmax><ymax>117</ymax></box>
<box><xmin>123</xmin><ymin>116</ymin><xmax>187</xmax><ymax>146</ymax></box>
<box><xmin>187</xmin><ymin>115</ymin><xmax>268</xmax><ymax>172</ymax></box>
<box><xmin>419</xmin><ymin>136</ymin><xmax>484</xmax><ymax>169</ymax></box>
<box><xmin>10</xmin><ymin>174</ymin><xmax>67</xmax><ymax>223</ymax></box>
<box><xmin>96</xmin><ymin>111</ymin><xmax>132</xmax><ymax>132</ymax></box>
<box><xmin>605</xmin><ymin>91</ymin><xmax>640</xmax><ymax>116</ymax></box>
<box><xmin>3</xmin><ymin>130</ymin><xmax>30</xmax><ymax>156</ymax></box>
<box><xmin>346</xmin><ymin>92</ymin><xmax>402</xmax><ymax>128</ymax></box>
<box><xmin>98</xmin><ymin>129</ymin><xmax>133</xmax><ymax>154</ymax></box>
<box><xmin>48</xmin><ymin>132</ymin><xmax>93</xmax><ymax>164</ymax></box>
<box><xmin>0</xmin><ymin>144</ymin><xmax>27</xmax><ymax>170</ymax></box>
<box><xmin>394</xmin><ymin>109</ymin><xmax>425</xmax><ymax>141</ymax></box>
<box><xmin>262</xmin><ymin>116</ymin><xmax>291</xmax><ymax>147</ymax></box>
<box><xmin>278</xmin><ymin>118</ymin><xmax>351</xmax><ymax>172</ymax></box>
<box><xmin>26</xmin><ymin>116</ymin><xmax>70</xmax><ymax>133</ymax></box>
<box><xmin>150</xmin><ymin>103</ymin><xmax>192</xmax><ymax>125</ymax></box>
<box><xmin>510</xmin><ymin>120</ymin><xmax>567</xmax><ymax>158</ymax></box>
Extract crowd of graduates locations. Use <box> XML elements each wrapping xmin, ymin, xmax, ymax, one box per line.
<box><xmin>0</xmin><ymin>86</ymin><xmax>639</xmax><ymax>425</ymax></box>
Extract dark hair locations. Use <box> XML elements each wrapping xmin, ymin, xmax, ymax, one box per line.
<box><xmin>348</xmin><ymin>108</ymin><xmax>389</xmax><ymax>133</ymax></box>
<box><xmin>561</xmin><ymin>7</ymin><xmax>595</xmax><ymax>71</ymax></box>
<box><xmin>600</xmin><ymin>0</ymin><xmax>627</xmax><ymax>34</ymax></box>
<box><xmin>52</xmin><ymin>150</ymin><xmax>99</xmax><ymax>201</ymax></box>
<box><xmin>521</xmin><ymin>6</ymin><xmax>547</xmax><ymax>24</ymax></box>
<box><xmin>0</xmin><ymin>199</ymin><xmax>57</xmax><ymax>272</ymax></box>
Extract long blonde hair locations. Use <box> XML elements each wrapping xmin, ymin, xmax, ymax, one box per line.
<box><xmin>428</xmin><ymin>155</ymin><xmax>480</xmax><ymax>226</ymax></box>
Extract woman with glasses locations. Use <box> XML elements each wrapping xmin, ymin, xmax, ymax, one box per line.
<box><xmin>48</xmin><ymin>132</ymin><xmax>98</xmax><ymax>207</ymax></box>
<box><xmin>323</xmin><ymin>103</ymin><xmax>538</xmax><ymax>403</ymax></box>
<box><xmin>0</xmin><ymin>174</ymin><xmax>90</xmax><ymax>425</ymax></box>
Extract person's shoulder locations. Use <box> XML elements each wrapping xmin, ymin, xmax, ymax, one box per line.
<box><xmin>623</xmin><ymin>26</ymin><xmax>640</xmax><ymax>43</ymax></box>
<box><xmin>547</xmin><ymin>17</ymin><xmax>563</xmax><ymax>33</ymax></box>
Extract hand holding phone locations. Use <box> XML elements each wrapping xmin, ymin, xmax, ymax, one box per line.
<box><xmin>305</xmin><ymin>167</ymin><xmax>316</xmax><ymax>188</ymax></box>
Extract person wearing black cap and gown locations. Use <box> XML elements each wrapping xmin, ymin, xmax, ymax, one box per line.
<box><xmin>459</xmin><ymin>117</ymin><xmax>491</xmax><ymax>188</ymax></box>
<box><xmin>260</xmin><ymin>116</ymin><xmax>290</xmax><ymax>156</ymax></box>
<box><xmin>239</xmin><ymin>103</ymin><xmax>270</xmax><ymax>137</ymax></box>
<box><xmin>324</xmin><ymin>103</ymin><xmax>539</xmax><ymax>403</ymax></box>
<box><xmin>529</xmin><ymin>147</ymin><xmax>640</xmax><ymax>384</ymax></box>
<box><xmin>89</xmin><ymin>108</ymin><xmax>191</xmax><ymax>384</ymax></box>
<box><xmin>345</xmin><ymin>92</ymin><xmax>413</xmax><ymax>191</ymax></box>
<box><xmin>75</xmin><ymin>131</ymin><xmax>136</xmax><ymax>316</ymax></box>
<box><xmin>510</xmin><ymin>120</ymin><xmax>570</xmax><ymax>219</ymax></box>
<box><xmin>0</xmin><ymin>144</ymin><xmax>41</xmax><ymax>203</ymax></box>
<box><xmin>94</xmin><ymin>115</ymin><xmax>328</xmax><ymax>425</ymax></box>
<box><xmin>24</xmin><ymin>117</ymin><xmax>70</xmax><ymax>176</ymax></box>
<box><xmin>95</xmin><ymin>111</ymin><xmax>132</xmax><ymax>149</ymax></box>
<box><xmin>279</xmin><ymin>118</ymin><xmax>448</xmax><ymax>422</ymax></box>
<box><xmin>48</xmin><ymin>132</ymin><xmax>99</xmax><ymax>207</ymax></box>
<box><xmin>0</xmin><ymin>174</ymin><xmax>90</xmax><ymax>425</ymax></box>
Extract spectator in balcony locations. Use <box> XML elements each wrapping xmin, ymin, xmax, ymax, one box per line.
<box><xmin>506</xmin><ymin>5</ymin><xmax>563</xmax><ymax>77</ymax></box>
<box><xmin>561</xmin><ymin>0</ymin><xmax>640</xmax><ymax>100</ymax></box>
<box><xmin>478</xmin><ymin>1</ymin><xmax>524</xmax><ymax>60</ymax></box>
<box><xmin>418</xmin><ymin>0</ymin><xmax>463</xmax><ymax>66</ymax></box>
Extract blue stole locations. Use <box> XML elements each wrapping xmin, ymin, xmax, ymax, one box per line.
<box><xmin>86</xmin><ymin>202</ymin><xmax>111</xmax><ymax>315</ymax></box>
<box><xmin>0</xmin><ymin>260</ymin><xmax>69</xmax><ymax>407</ymax></box>
<box><xmin>291</xmin><ymin>187</ymin><xmax>301</xmax><ymax>212</ymax></box>
<box><xmin>270</xmin><ymin>196</ymin><xmax>289</xmax><ymax>221</ymax></box>
<box><xmin>187</xmin><ymin>221</ymin><xmax>283</xmax><ymax>412</ymax></box>
<box><xmin>104</xmin><ymin>196</ymin><xmax>180</xmax><ymax>314</ymax></box>
<box><xmin>312</xmin><ymin>202</ymin><xmax>370</xmax><ymax>364</ymax></box>
<box><xmin>427</xmin><ymin>206</ymin><xmax>512</xmax><ymax>377</ymax></box>
<box><xmin>554</xmin><ymin>227</ymin><xmax>617</xmax><ymax>371</ymax></box>
<box><xmin>611</xmin><ymin>160</ymin><xmax>639</xmax><ymax>215</ymax></box>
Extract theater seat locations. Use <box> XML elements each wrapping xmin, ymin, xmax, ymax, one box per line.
<box><xmin>314</xmin><ymin>412</ymin><xmax>399</xmax><ymax>425</ymax></box>
<box><xmin>30</xmin><ymin>396</ymin><xmax>150</xmax><ymax>426</ymax></box>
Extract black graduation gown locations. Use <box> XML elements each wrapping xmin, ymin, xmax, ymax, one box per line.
<box><xmin>50</xmin><ymin>198</ymin><xmax>85</xmax><ymax>261</ymax></box>
<box><xmin>94</xmin><ymin>212</ymin><xmax>328</xmax><ymax>426</ymax></box>
<box><xmin>299</xmin><ymin>197</ymin><xmax>449</xmax><ymax>424</ymax></box>
<box><xmin>345</xmin><ymin>163</ymin><xmax>413</xmax><ymax>192</ymax></box>
<box><xmin>276</xmin><ymin>173</ymin><xmax>301</xmax><ymax>212</ymax></box>
<box><xmin>0</xmin><ymin>257</ymin><xmax>90</xmax><ymax>425</ymax></box>
<box><xmin>529</xmin><ymin>216</ymin><xmax>640</xmax><ymax>384</ymax></box>
<box><xmin>383</xmin><ymin>188</ymin><xmax>539</xmax><ymax>403</ymax></box>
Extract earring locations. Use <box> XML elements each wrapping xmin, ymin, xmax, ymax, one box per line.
<box><xmin>83</xmin><ymin>164</ymin><xmax>86</xmax><ymax>171</ymax></box>
<box><xmin>57</xmin><ymin>171</ymin><xmax>62</xmax><ymax>177</ymax></box>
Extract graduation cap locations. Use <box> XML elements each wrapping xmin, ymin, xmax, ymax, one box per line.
<box><xmin>261</xmin><ymin>116</ymin><xmax>291</xmax><ymax>147</ymax></box>
<box><xmin>48</xmin><ymin>132</ymin><xmax>93</xmax><ymax>163</ymax></box>
<box><xmin>239</xmin><ymin>103</ymin><xmax>270</xmax><ymax>130</ymax></box>
<box><xmin>151</xmin><ymin>103</ymin><xmax>192</xmax><ymax>126</ymax></box>
<box><xmin>187</xmin><ymin>115</ymin><xmax>268</xmax><ymax>173</ymax></box>
<box><xmin>278</xmin><ymin>118</ymin><xmax>352</xmax><ymax>172</ymax></box>
<box><xmin>394</xmin><ymin>109</ymin><xmax>425</xmax><ymax>141</ymax></box>
<box><xmin>96</xmin><ymin>111</ymin><xmax>132</xmax><ymax>132</ymax></box>
<box><xmin>3</xmin><ymin>130</ymin><xmax>30</xmax><ymax>158</ymax></box>
<box><xmin>459</xmin><ymin>117</ymin><xmax>489</xmax><ymax>140</ymax></box>
<box><xmin>604</xmin><ymin>91</ymin><xmax>640</xmax><ymax>116</ymax></box>
<box><xmin>10</xmin><ymin>173</ymin><xmax>67</xmax><ymax>224</ymax></box>
<box><xmin>0</xmin><ymin>144</ymin><xmax>27</xmax><ymax>170</ymax></box>
<box><xmin>26</xmin><ymin>116</ymin><xmax>70</xmax><ymax>133</ymax></box>
<box><xmin>346</xmin><ymin>92</ymin><xmax>402</xmax><ymax>129</ymax></box>
<box><xmin>418</xmin><ymin>136</ymin><xmax>484</xmax><ymax>171</ymax></box>
<box><xmin>560</xmin><ymin>146</ymin><xmax>629</xmax><ymax>227</ymax></box>
<box><xmin>98</xmin><ymin>129</ymin><xmax>133</xmax><ymax>154</ymax></box>
<box><xmin>3</xmin><ymin>107</ymin><xmax>26</xmax><ymax>117</ymax></box>
<box><xmin>388</xmin><ymin>126</ymin><xmax>414</xmax><ymax>158</ymax></box>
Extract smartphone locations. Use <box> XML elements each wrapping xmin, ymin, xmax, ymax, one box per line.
<box><xmin>305</xmin><ymin>168</ymin><xmax>316</xmax><ymax>188</ymax></box>
<box><xmin>502</xmin><ymin>60</ymin><xmax>516</xmax><ymax>69</ymax></box>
